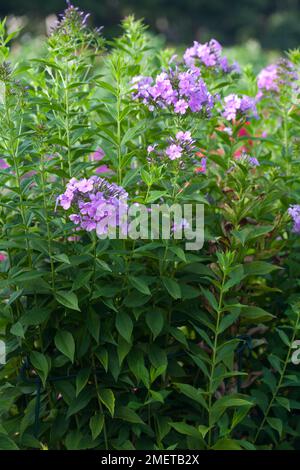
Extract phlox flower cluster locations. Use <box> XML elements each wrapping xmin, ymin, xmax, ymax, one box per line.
<box><xmin>222</xmin><ymin>94</ymin><xmax>257</xmax><ymax>121</ymax></box>
<box><xmin>148</xmin><ymin>131</ymin><xmax>195</xmax><ymax>162</ymax></box>
<box><xmin>257</xmin><ymin>59</ymin><xmax>298</xmax><ymax>97</ymax></box>
<box><xmin>288</xmin><ymin>205</ymin><xmax>300</xmax><ymax>233</ymax></box>
<box><xmin>57</xmin><ymin>176</ymin><xmax>128</xmax><ymax>235</ymax></box>
<box><xmin>183</xmin><ymin>39</ymin><xmax>240</xmax><ymax>74</ymax></box>
<box><xmin>132</xmin><ymin>67</ymin><xmax>214</xmax><ymax>116</ymax></box>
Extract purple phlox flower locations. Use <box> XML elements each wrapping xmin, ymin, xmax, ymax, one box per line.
<box><xmin>183</xmin><ymin>38</ymin><xmax>239</xmax><ymax>74</ymax></box>
<box><xmin>222</xmin><ymin>94</ymin><xmax>241</xmax><ymax>120</ymax></box>
<box><xmin>95</xmin><ymin>165</ymin><xmax>111</xmax><ymax>174</ymax></box>
<box><xmin>147</xmin><ymin>144</ymin><xmax>157</xmax><ymax>154</ymax></box>
<box><xmin>176</xmin><ymin>131</ymin><xmax>192</xmax><ymax>142</ymax></box>
<box><xmin>174</xmin><ymin>99</ymin><xmax>189</xmax><ymax>114</ymax></box>
<box><xmin>166</xmin><ymin>144</ymin><xmax>183</xmax><ymax>160</ymax></box>
<box><xmin>90</xmin><ymin>147</ymin><xmax>105</xmax><ymax>161</ymax></box>
<box><xmin>288</xmin><ymin>205</ymin><xmax>300</xmax><ymax>233</ymax></box>
<box><xmin>58</xmin><ymin>176</ymin><xmax>128</xmax><ymax>237</ymax></box>
<box><xmin>172</xmin><ymin>218</ymin><xmax>190</xmax><ymax>233</ymax></box>
<box><xmin>257</xmin><ymin>60</ymin><xmax>298</xmax><ymax>96</ymax></box>
<box><xmin>223</xmin><ymin>93</ymin><xmax>257</xmax><ymax>121</ymax></box>
<box><xmin>248</xmin><ymin>157</ymin><xmax>260</xmax><ymax>167</ymax></box>
<box><xmin>0</xmin><ymin>159</ymin><xmax>9</xmax><ymax>169</ymax></box>
<box><xmin>132</xmin><ymin>65</ymin><xmax>214</xmax><ymax>116</ymax></box>
<box><xmin>257</xmin><ymin>64</ymin><xmax>278</xmax><ymax>92</ymax></box>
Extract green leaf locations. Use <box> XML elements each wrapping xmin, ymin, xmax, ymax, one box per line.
<box><xmin>55</xmin><ymin>330</ymin><xmax>75</xmax><ymax>363</ymax></box>
<box><xmin>10</xmin><ymin>321</ymin><xmax>25</xmax><ymax>338</ymax></box>
<box><xmin>20</xmin><ymin>307</ymin><xmax>51</xmax><ymax>326</ymax></box>
<box><xmin>115</xmin><ymin>406</ymin><xmax>145</xmax><ymax>424</ymax></box>
<box><xmin>30</xmin><ymin>351</ymin><xmax>50</xmax><ymax>387</ymax></box>
<box><xmin>95</xmin><ymin>348</ymin><xmax>108</xmax><ymax>372</ymax></box>
<box><xmin>240</xmin><ymin>306</ymin><xmax>275</xmax><ymax>322</ymax></box>
<box><xmin>169</xmin><ymin>422</ymin><xmax>204</xmax><ymax>441</ymax></box>
<box><xmin>52</xmin><ymin>253</ymin><xmax>71</xmax><ymax>264</ymax></box>
<box><xmin>129</xmin><ymin>276</ymin><xmax>151</xmax><ymax>295</ymax></box>
<box><xmin>76</xmin><ymin>368</ymin><xmax>90</xmax><ymax>397</ymax></box>
<box><xmin>266</xmin><ymin>417</ymin><xmax>283</xmax><ymax>437</ymax></box>
<box><xmin>174</xmin><ymin>383</ymin><xmax>208</xmax><ymax>410</ymax></box>
<box><xmin>115</xmin><ymin>312</ymin><xmax>133</xmax><ymax>343</ymax></box>
<box><xmin>200</xmin><ymin>287</ymin><xmax>218</xmax><ymax>311</ymax></box>
<box><xmin>145</xmin><ymin>310</ymin><xmax>164</xmax><ymax>339</ymax></box>
<box><xmin>210</xmin><ymin>396</ymin><xmax>253</xmax><ymax>424</ymax></box>
<box><xmin>55</xmin><ymin>291</ymin><xmax>80</xmax><ymax>311</ymax></box>
<box><xmin>146</xmin><ymin>190</ymin><xmax>167</xmax><ymax>203</ymax></box>
<box><xmin>89</xmin><ymin>413</ymin><xmax>104</xmax><ymax>440</ymax></box>
<box><xmin>244</xmin><ymin>261</ymin><xmax>281</xmax><ymax>276</ymax></box>
<box><xmin>99</xmin><ymin>389</ymin><xmax>115</xmax><ymax>417</ymax></box>
<box><xmin>67</xmin><ymin>389</ymin><xmax>93</xmax><ymax>419</ymax></box>
<box><xmin>162</xmin><ymin>277</ymin><xmax>181</xmax><ymax>299</ymax></box>
<box><xmin>212</xmin><ymin>438</ymin><xmax>242</xmax><ymax>450</ymax></box>
<box><xmin>0</xmin><ymin>433</ymin><xmax>19</xmax><ymax>450</ymax></box>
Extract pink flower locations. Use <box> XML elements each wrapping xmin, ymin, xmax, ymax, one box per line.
<box><xmin>90</xmin><ymin>148</ymin><xmax>105</xmax><ymax>161</ymax></box>
<box><xmin>0</xmin><ymin>253</ymin><xmax>7</xmax><ymax>262</ymax></box>
<box><xmin>166</xmin><ymin>144</ymin><xmax>183</xmax><ymax>160</ymax></box>
<box><xmin>0</xmin><ymin>159</ymin><xmax>9</xmax><ymax>170</ymax></box>
<box><xmin>95</xmin><ymin>165</ymin><xmax>111</xmax><ymax>174</ymax></box>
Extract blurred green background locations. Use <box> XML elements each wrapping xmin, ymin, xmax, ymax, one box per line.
<box><xmin>1</xmin><ymin>0</ymin><xmax>299</xmax><ymax>51</ymax></box>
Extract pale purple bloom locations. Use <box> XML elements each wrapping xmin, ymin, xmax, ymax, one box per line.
<box><xmin>90</xmin><ymin>148</ymin><xmax>105</xmax><ymax>161</ymax></box>
<box><xmin>172</xmin><ymin>218</ymin><xmax>190</xmax><ymax>233</ymax></box>
<box><xmin>0</xmin><ymin>159</ymin><xmax>9</xmax><ymax>169</ymax></box>
<box><xmin>174</xmin><ymin>99</ymin><xmax>189</xmax><ymax>114</ymax></box>
<box><xmin>257</xmin><ymin>60</ymin><xmax>298</xmax><ymax>97</ymax></box>
<box><xmin>288</xmin><ymin>205</ymin><xmax>300</xmax><ymax>233</ymax></box>
<box><xmin>176</xmin><ymin>131</ymin><xmax>192</xmax><ymax>142</ymax></box>
<box><xmin>132</xmin><ymin>65</ymin><xmax>214</xmax><ymax>116</ymax></box>
<box><xmin>257</xmin><ymin>64</ymin><xmax>278</xmax><ymax>92</ymax></box>
<box><xmin>223</xmin><ymin>93</ymin><xmax>257</xmax><ymax>121</ymax></box>
<box><xmin>248</xmin><ymin>157</ymin><xmax>260</xmax><ymax>167</ymax></box>
<box><xmin>166</xmin><ymin>144</ymin><xmax>183</xmax><ymax>160</ymax></box>
<box><xmin>58</xmin><ymin>177</ymin><xmax>128</xmax><ymax>236</ymax></box>
<box><xmin>95</xmin><ymin>165</ymin><xmax>111</xmax><ymax>174</ymax></box>
<box><xmin>183</xmin><ymin>38</ymin><xmax>239</xmax><ymax>74</ymax></box>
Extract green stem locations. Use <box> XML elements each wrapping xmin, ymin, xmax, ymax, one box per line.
<box><xmin>92</xmin><ymin>355</ymin><xmax>109</xmax><ymax>450</ymax></box>
<box><xmin>254</xmin><ymin>309</ymin><xmax>300</xmax><ymax>444</ymax></box>
<box><xmin>207</xmin><ymin>273</ymin><xmax>226</xmax><ymax>448</ymax></box>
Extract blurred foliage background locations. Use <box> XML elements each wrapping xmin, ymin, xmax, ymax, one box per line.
<box><xmin>1</xmin><ymin>0</ymin><xmax>299</xmax><ymax>51</ymax></box>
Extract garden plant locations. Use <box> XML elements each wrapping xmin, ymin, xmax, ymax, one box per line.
<box><xmin>0</xmin><ymin>2</ymin><xmax>300</xmax><ymax>451</ymax></box>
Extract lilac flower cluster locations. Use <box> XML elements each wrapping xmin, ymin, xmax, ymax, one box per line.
<box><xmin>54</xmin><ymin>1</ymin><xmax>90</xmax><ymax>32</ymax></box>
<box><xmin>257</xmin><ymin>64</ymin><xmax>279</xmax><ymax>93</ymax></box>
<box><xmin>288</xmin><ymin>205</ymin><xmax>300</xmax><ymax>233</ymax></box>
<box><xmin>183</xmin><ymin>39</ymin><xmax>240</xmax><ymax>74</ymax></box>
<box><xmin>132</xmin><ymin>67</ymin><xmax>214</xmax><ymax>116</ymax></box>
<box><xmin>257</xmin><ymin>59</ymin><xmax>298</xmax><ymax>97</ymax></box>
<box><xmin>57</xmin><ymin>176</ymin><xmax>128</xmax><ymax>235</ymax></box>
<box><xmin>148</xmin><ymin>131</ymin><xmax>195</xmax><ymax>162</ymax></box>
<box><xmin>222</xmin><ymin>94</ymin><xmax>257</xmax><ymax>121</ymax></box>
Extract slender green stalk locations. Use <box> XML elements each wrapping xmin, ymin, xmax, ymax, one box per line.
<box><xmin>254</xmin><ymin>309</ymin><xmax>300</xmax><ymax>443</ymax></box>
<box><xmin>207</xmin><ymin>273</ymin><xmax>226</xmax><ymax>448</ymax></box>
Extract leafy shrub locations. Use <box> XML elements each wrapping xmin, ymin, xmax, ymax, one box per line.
<box><xmin>0</xmin><ymin>3</ymin><xmax>300</xmax><ymax>451</ymax></box>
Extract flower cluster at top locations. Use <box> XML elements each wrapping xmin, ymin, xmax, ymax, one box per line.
<box><xmin>57</xmin><ymin>176</ymin><xmax>128</xmax><ymax>235</ymax></box>
<box><xmin>132</xmin><ymin>66</ymin><xmax>214</xmax><ymax>116</ymax></box>
<box><xmin>257</xmin><ymin>59</ymin><xmax>298</xmax><ymax>97</ymax></box>
<box><xmin>54</xmin><ymin>1</ymin><xmax>90</xmax><ymax>32</ymax></box>
<box><xmin>288</xmin><ymin>205</ymin><xmax>300</xmax><ymax>233</ymax></box>
<box><xmin>183</xmin><ymin>39</ymin><xmax>240</xmax><ymax>74</ymax></box>
<box><xmin>222</xmin><ymin>94</ymin><xmax>258</xmax><ymax>121</ymax></box>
